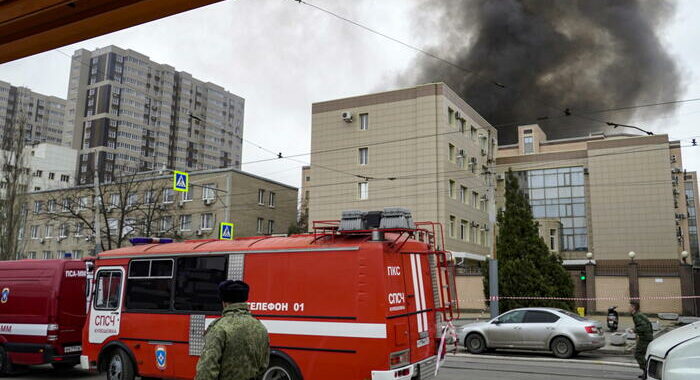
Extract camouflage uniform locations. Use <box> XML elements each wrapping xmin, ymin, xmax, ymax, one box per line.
<box><xmin>633</xmin><ymin>311</ymin><xmax>653</xmax><ymax>372</ymax></box>
<box><xmin>195</xmin><ymin>303</ymin><xmax>270</xmax><ymax>380</ymax></box>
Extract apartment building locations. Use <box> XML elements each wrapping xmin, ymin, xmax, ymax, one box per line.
<box><xmin>62</xmin><ymin>46</ymin><xmax>245</xmax><ymax>185</ymax></box>
<box><xmin>24</xmin><ymin>143</ymin><xmax>78</xmax><ymax>191</ymax></box>
<box><xmin>309</xmin><ymin>83</ymin><xmax>497</xmax><ymax>255</ymax></box>
<box><xmin>18</xmin><ymin>168</ymin><xmax>297</xmax><ymax>259</ymax></box>
<box><xmin>496</xmin><ymin>124</ymin><xmax>699</xmax><ymax>314</ymax></box>
<box><xmin>0</xmin><ymin>80</ymin><xmax>66</xmax><ymax>145</ymax></box>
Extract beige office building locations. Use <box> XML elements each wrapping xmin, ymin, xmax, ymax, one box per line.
<box><xmin>309</xmin><ymin>83</ymin><xmax>497</xmax><ymax>256</ymax></box>
<box><xmin>18</xmin><ymin>168</ymin><xmax>297</xmax><ymax>259</ymax></box>
<box><xmin>496</xmin><ymin>124</ymin><xmax>699</xmax><ymax>315</ymax></box>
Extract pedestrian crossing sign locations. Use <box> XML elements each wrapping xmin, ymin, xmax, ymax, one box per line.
<box><xmin>173</xmin><ymin>171</ymin><xmax>189</xmax><ymax>192</ymax></box>
<box><xmin>219</xmin><ymin>222</ymin><xmax>234</xmax><ymax>240</ymax></box>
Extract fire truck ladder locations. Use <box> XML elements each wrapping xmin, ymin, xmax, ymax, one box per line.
<box><xmin>414</xmin><ymin>222</ymin><xmax>459</xmax><ymax>322</ymax></box>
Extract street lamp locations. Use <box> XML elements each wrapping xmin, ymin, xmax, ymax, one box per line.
<box><xmin>681</xmin><ymin>250</ymin><xmax>689</xmax><ymax>264</ymax></box>
<box><xmin>628</xmin><ymin>251</ymin><xmax>636</xmax><ymax>262</ymax></box>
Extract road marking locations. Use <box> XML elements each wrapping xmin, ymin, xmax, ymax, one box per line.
<box><xmin>448</xmin><ymin>352</ymin><xmax>639</xmax><ymax>368</ymax></box>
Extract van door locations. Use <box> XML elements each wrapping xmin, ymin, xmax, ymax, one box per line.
<box><xmin>88</xmin><ymin>267</ymin><xmax>124</xmax><ymax>344</ymax></box>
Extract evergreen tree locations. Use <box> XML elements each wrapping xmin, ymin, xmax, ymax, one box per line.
<box><xmin>484</xmin><ymin>169</ymin><xmax>574</xmax><ymax>312</ymax></box>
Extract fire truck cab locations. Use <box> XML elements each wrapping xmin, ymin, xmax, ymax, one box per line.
<box><xmin>81</xmin><ymin>209</ymin><xmax>457</xmax><ymax>380</ymax></box>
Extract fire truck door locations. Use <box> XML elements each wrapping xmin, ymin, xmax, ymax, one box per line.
<box><xmin>403</xmin><ymin>253</ymin><xmax>431</xmax><ymax>354</ymax></box>
<box><xmin>88</xmin><ymin>267</ymin><xmax>124</xmax><ymax>344</ymax></box>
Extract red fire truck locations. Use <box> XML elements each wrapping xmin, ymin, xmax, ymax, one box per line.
<box><xmin>81</xmin><ymin>209</ymin><xmax>457</xmax><ymax>380</ymax></box>
<box><xmin>0</xmin><ymin>259</ymin><xmax>87</xmax><ymax>375</ymax></box>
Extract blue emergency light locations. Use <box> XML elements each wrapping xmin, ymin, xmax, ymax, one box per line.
<box><xmin>129</xmin><ymin>237</ymin><xmax>174</xmax><ymax>245</ymax></box>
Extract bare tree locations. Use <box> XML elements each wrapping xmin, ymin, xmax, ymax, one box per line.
<box><xmin>42</xmin><ymin>169</ymin><xmax>181</xmax><ymax>252</ymax></box>
<box><xmin>0</xmin><ymin>116</ymin><xmax>29</xmax><ymax>260</ymax></box>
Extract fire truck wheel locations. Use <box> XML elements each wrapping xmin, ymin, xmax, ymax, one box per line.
<box><xmin>106</xmin><ymin>349</ymin><xmax>135</xmax><ymax>380</ymax></box>
<box><xmin>465</xmin><ymin>333</ymin><xmax>487</xmax><ymax>354</ymax></box>
<box><xmin>262</xmin><ymin>357</ymin><xmax>299</xmax><ymax>380</ymax></box>
<box><xmin>0</xmin><ymin>346</ymin><xmax>13</xmax><ymax>375</ymax></box>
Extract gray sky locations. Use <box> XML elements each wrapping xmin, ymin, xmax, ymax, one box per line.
<box><xmin>1</xmin><ymin>0</ymin><xmax>699</xmax><ymax>188</ymax></box>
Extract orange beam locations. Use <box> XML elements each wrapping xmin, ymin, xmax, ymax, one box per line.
<box><xmin>0</xmin><ymin>0</ymin><xmax>224</xmax><ymax>64</ymax></box>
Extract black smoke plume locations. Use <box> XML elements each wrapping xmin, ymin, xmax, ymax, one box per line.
<box><xmin>406</xmin><ymin>0</ymin><xmax>681</xmax><ymax>143</ymax></box>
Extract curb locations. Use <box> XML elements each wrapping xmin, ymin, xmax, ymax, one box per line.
<box><xmin>448</xmin><ymin>352</ymin><xmax>639</xmax><ymax>368</ymax></box>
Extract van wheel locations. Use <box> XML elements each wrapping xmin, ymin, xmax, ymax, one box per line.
<box><xmin>465</xmin><ymin>333</ymin><xmax>487</xmax><ymax>354</ymax></box>
<box><xmin>0</xmin><ymin>346</ymin><xmax>13</xmax><ymax>376</ymax></box>
<box><xmin>263</xmin><ymin>357</ymin><xmax>300</xmax><ymax>380</ymax></box>
<box><xmin>106</xmin><ymin>349</ymin><xmax>135</xmax><ymax>380</ymax></box>
<box><xmin>550</xmin><ymin>336</ymin><xmax>575</xmax><ymax>359</ymax></box>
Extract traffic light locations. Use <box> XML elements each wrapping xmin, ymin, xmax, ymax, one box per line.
<box><xmin>579</xmin><ymin>271</ymin><xmax>587</xmax><ymax>281</ymax></box>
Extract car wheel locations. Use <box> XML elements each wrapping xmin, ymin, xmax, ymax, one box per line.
<box><xmin>465</xmin><ymin>333</ymin><xmax>487</xmax><ymax>354</ymax></box>
<box><xmin>550</xmin><ymin>336</ymin><xmax>575</xmax><ymax>359</ymax></box>
<box><xmin>106</xmin><ymin>349</ymin><xmax>135</xmax><ymax>380</ymax></box>
<box><xmin>0</xmin><ymin>346</ymin><xmax>13</xmax><ymax>375</ymax></box>
<box><xmin>262</xmin><ymin>357</ymin><xmax>300</xmax><ymax>380</ymax></box>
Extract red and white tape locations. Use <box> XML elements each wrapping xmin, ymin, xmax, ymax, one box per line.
<box><xmin>459</xmin><ymin>295</ymin><xmax>700</xmax><ymax>302</ymax></box>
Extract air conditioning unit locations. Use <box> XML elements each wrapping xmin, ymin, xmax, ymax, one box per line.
<box><xmin>496</xmin><ymin>173</ymin><xmax>505</xmax><ymax>180</ymax></box>
<box><xmin>341</xmin><ymin>112</ymin><xmax>353</xmax><ymax>122</ymax></box>
<box><xmin>672</xmin><ymin>168</ymin><xmax>682</xmax><ymax>174</ymax></box>
<box><xmin>469</xmin><ymin>157</ymin><xmax>477</xmax><ymax>166</ymax></box>
<box><xmin>196</xmin><ymin>230</ymin><xmax>203</xmax><ymax>236</ymax></box>
<box><xmin>204</xmin><ymin>198</ymin><xmax>214</xmax><ymax>206</ymax></box>
<box><xmin>454</xmin><ymin>111</ymin><xmax>461</xmax><ymax>120</ymax></box>
<box><xmin>470</xmin><ymin>221</ymin><xmax>479</xmax><ymax>227</ymax></box>
<box><xmin>481</xmin><ymin>194</ymin><xmax>489</xmax><ymax>201</ymax></box>
<box><xmin>178</xmin><ymin>200</ymin><xmax>185</xmax><ymax>208</ymax></box>
<box><xmin>39</xmin><ymin>238</ymin><xmax>45</xmax><ymax>244</ymax></box>
<box><xmin>458</xmin><ymin>149</ymin><xmax>466</xmax><ymax>159</ymax></box>
<box><xmin>481</xmin><ymin>149</ymin><xmax>487</xmax><ymax>156</ymax></box>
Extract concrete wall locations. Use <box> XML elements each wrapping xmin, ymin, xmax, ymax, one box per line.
<box><xmin>455</xmin><ymin>275</ymin><xmax>486</xmax><ymax>311</ymax></box>
<box><xmin>639</xmin><ymin>277</ymin><xmax>682</xmax><ymax>314</ymax></box>
<box><xmin>595</xmin><ymin>276</ymin><xmax>630</xmax><ymax>313</ymax></box>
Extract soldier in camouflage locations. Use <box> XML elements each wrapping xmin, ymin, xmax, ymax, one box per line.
<box><xmin>195</xmin><ymin>280</ymin><xmax>270</xmax><ymax>380</ymax></box>
<box><xmin>630</xmin><ymin>301</ymin><xmax>653</xmax><ymax>379</ymax></box>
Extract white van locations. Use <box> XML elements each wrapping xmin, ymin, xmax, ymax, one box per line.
<box><xmin>645</xmin><ymin>321</ymin><xmax>700</xmax><ymax>380</ymax></box>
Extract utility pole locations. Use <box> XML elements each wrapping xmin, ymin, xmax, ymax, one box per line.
<box><xmin>489</xmin><ymin>258</ymin><xmax>499</xmax><ymax>318</ymax></box>
<box><xmin>93</xmin><ymin>163</ymin><xmax>101</xmax><ymax>254</ymax></box>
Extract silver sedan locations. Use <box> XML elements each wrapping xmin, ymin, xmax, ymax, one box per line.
<box><xmin>457</xmin><ymin>308</ymin><xmax>605</xmax><ymax>358</ymax></box>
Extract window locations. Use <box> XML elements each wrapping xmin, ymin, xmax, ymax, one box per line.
<box><xmin>34</xmin><ymin>170</ymin><xmax>43</xmax><ymax>177</ymax></box>
<box><xmin>448</xmin><ymin>144</ymin><xmax>456</xmax><ymax>162</ymax></box>
<box><xmin>34</xmin><ymin>201</ymin><xmax>42</xmax><ymax>213</ymax></box>
<box><xmin>74</xmin><ymin>250</ymin><xmax>83</xmax><ymax>259</ymax></box>
<box><xmin>180</xmin><ymin>214</ymin><xmax>192</xmax><ymax>231</ymax></box>
<box><xmin>549</xmin><ymin>229</ymin><xmax>557</xmax><ymax>250</ymax></box>
<box><xmin>202</xmin><ymin>184</ymin><xmax>215</xmax><ymax>200</ymax></box>
<box><xmin>498</xmin><ymin>310</ymin><xmax>526</xmax><ymax>324</ymax></box>
<box><xmin>448</xmin><ymin>180</ymin><xmax>456</xmax><ymax>199</ymax></box>
<box><xmin>358</xmin><ymin>182</ymin><xmax>369</xmax><ymax>200</ymax></box>
<box><xmin>75</xmin><ymin>222</ymin><xmax>84</xmax><ymax>237</ymax></box>
<box><xmin>160</xmin><ymin>216</ymin><xmax>173</xmax><ymax>232</ymax></box>
<box><xmin>30</xmin><ymin>225</ymin><xmax>39</xmax><ymax>239</ymax></box>
<box><xmin>144</xmin><ymin>190</ymin><xmax>155</xmax><ymax>204</ymax></box>
<box><xmin>472</xmin><ymin>192</ymin><xmax>479</xmax><ymax>207</ymax></box>
<box><xmin>460</xmin><ymin>220</ymin><xmax>468</xmax><ymax>241</ymax></box>
<box><xmin>268</xmin><ymin>192</ymin><xmax>276</xmax><ymax>207</ymax></box>
<box><xmin>524</xmin><ymin>136</ymin><xmax>534</xmax><ymax>154</ymax></box>
<box><xmin>163</xmin><ymin>188</ymin><xmax>174</xmax><ymax>203</ymax></box>
<box><xmin>359</xmin><ymin>113</ymin><xmax>369</xmax><ymax>130</ymax></box>
<box><xmin>45</xmin><ymin>224</ymin><xmax>53</xmax><ymax>238</ymax></box>
<box><xmin>359</xmin><ymin>147</ymin><xmax>368</xmax><ymax>165</ymax></box>
<box><xmin>182</xmin><ymin>189</ymin><xmax>192</xmax><ymax>201</ymax></box>
<box><xmin>268</xmin><ymin>220</ymin><xmax>275</xmax><ymax>234</ymax></box>
<box><xmin>47</xmin><ymin>199</ymin><xmax>56</xmax><ymax>213</ymax></box>
<box><xmin>94</xmin><ymin>270</ymin><xmax>122</xmax><ymax>310</ymax></box>
<box><xmin>110</xmin><ymin>193</ymin><xmax>120</xmax><ymax>207</ymax></box>
<box><xmin>62</xmin><ymin>198</ymin><xmax>70</xmax><ymax>212</ymax></box>
<box><xmin>448</xmin><ymin>107</ymin><xmax>455</xmax><ymax>127</ymax></box>
<box><xmin>258</xmin><ymin>189</ymin><xmax>265</xmax><ymax>205</ymax></box>
<box><xmin>59</xmin><ymin>224</ymin><xmax>68</xmax><ymax>238</ymax></box>
<box><xmin>524</xmin><ymin>311</ymin><xmax>560</xmax><ymax>323</ymax></box>
<box><xmin>49</xmin><ymin>172</ymin><xmax>55</xmax><ymax>180</ymax></box>
<box><xmin>26</xmin><ymin>251</ymin><xmax>37</xmax><ymax>259</ymax></box>
<box><xmin>126</xmin><ymin>260</ymin><xmax>173</xmax><ymax>310</ymax></box>
<box><xmin>174</xmin><ymin>256</ymin><xmax>227</xmax><ymax>312</ymax></box>
<box><xmin>459</xmin><ymin>119</ymin><xmax>467</xmax><ymax>134</ymax></box>
<box><xmin>200</xmin><ymin>213</ymin><xmax>214</xmax><ymax>230</ymax></box>
<box><xmin>79</xmin><ymin>196</ymin><xmax>91</xmax><ymax>210</ymax></box>
<box><xmin>257</xmin><ymin>218</ymin><xmax>264</xmax><ymax>234</ymax></box>
<box><xmin>448</xmin><ymin>215</ymin><xmax>456</xmax><ymax>238</ymax></box>
<box><xmin>43</xmin><ymin>251</ymin><xmax>52</xmax><ymax>260</ymax></box>
<box><xmin>460</xmin><ymin>186</ymin><xmax>467</xmax><ymax>204</ymax></box>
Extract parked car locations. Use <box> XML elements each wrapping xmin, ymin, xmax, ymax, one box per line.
<box><xmin>645</xmin><ymin>321</ymin><xmax>700</xmax><ymax>380</ymax></box>
<box><xmin>457</xmin><ymin>308</ymin><xmax>605</xmax><ymax>358</ymax></box>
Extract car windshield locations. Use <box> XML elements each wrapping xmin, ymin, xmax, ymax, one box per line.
<box><xmin>557</xmin><ymin>309</ymin><xmax>587</xmax><ymax>321</ymax></box>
